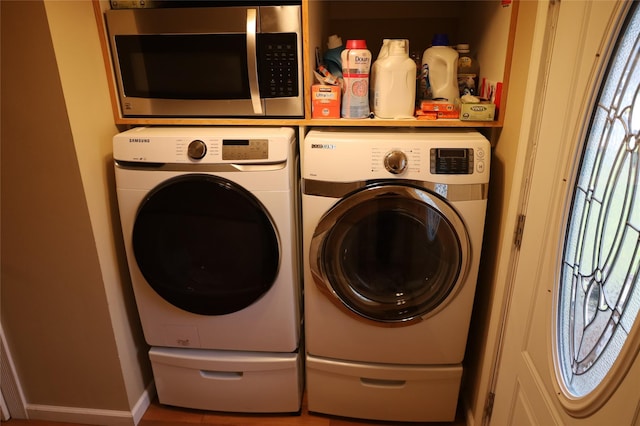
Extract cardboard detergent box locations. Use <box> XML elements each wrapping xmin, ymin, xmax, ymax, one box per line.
<box><xmin>458</xmin><ymin>100</ymin><xmax>496</xmax><ymax>121</ymax></box>
<box><xmin>420</xmin><ymin>100</ymin><xmax>457</xmax><ymax>112</ymax></box>
<box><xmin>417</xmin><ymin>100</ymin><xmax>459</xmax><ymax>120</ymax></box>
<box><xmin>312</xmin><ymin>85</ymin><xmax>341</xmax><ymax>118</ymax></box>
<box><xmin>416</xmin><ymin>109</ymin><xmax>460</xmax><ymax>120</ymax></box>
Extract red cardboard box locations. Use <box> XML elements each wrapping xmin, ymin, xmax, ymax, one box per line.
<box><xmin>416</xmin><ymin>109</ymin><xmax>459</xmax><ymax>120</ymax></box>
<box><xmin>420</xmin><ymin>100</ymin><xmax>457</xmax><ymax>112</ymax></box>
<box><xmin>312</xmin><ymin>85</ymin><xmax>341</xmax><ymax>118</ymax></box>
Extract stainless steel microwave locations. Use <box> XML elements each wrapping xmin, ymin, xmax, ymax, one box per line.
<box><xmin>105</xmin><ymin>5</ymin><xmax>303</xmax><ymax>117</ymax></box>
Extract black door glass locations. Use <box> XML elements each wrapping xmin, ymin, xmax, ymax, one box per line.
<box><xmin>322</xmin><ymin>193</ymin><xmax>462</xmax><ymax>322</ymax></box>
<box><xmin>115</xmin><ymin>34</ymin><xmax>250</xmax><ymax>99</ymax></box>
<box><xmin>132</xmin><ymin>174</ymin><xmax>279</xmax><ymax>315</ymax></box>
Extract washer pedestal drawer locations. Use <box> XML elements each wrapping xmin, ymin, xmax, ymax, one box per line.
<box><xmin>306</xmin><ymin>354</ymin><xmax>461</xmax><ymax>422</ymax></box>
<box><xmin>149</xmin><ymin>347</ymin><xmax>303</xmax><ymax>413</ymax></box>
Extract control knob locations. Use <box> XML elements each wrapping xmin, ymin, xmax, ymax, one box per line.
<box><xmin>384</xmin><ymin>150</ymin><xmax>408</xmax><ymax>174</ymax></box>
<box><xmin>188</xmin><ymin>139</ymin><xmax>207</xmax><ymax>160</ymax></box>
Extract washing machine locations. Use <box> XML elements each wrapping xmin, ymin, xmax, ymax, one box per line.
<box><xmin>114</xmin><ymin>126</ymin><xmax>302</xmax><ymax>412</ymax></box>
<box><xmin>301</xmin><ymin>128</ymin><xmax>490</xmax><ymax>422</ymax></box>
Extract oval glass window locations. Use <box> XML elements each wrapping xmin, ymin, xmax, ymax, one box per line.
<box><xmin>132</xmin><ymin>174</ymin><xmax>280</xmax><ymax>316</ymax></box>
<box><xmin>317</xmin><ymin>185</ymin><xmax>466</xmax><ymax>323</ymax></box>
<box><xmin>557</xmin><ymin>1</ymin><xmax>640</xmax><ymax>401</ymax></box>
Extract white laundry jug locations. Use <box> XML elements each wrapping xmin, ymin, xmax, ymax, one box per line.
<box><xmin>372</xmin><ymin>39</ymin><xmax>416</xmax><ymax>118</ymax></box>
<box><xmin>421</xmin><ymin>34</ymin><xmax>459</xmax><ymax>102</ymax></box>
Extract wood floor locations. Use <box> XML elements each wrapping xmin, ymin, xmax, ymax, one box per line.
<box><xmin>2</xmin><ymin>394</ymin><xmax>466</xmax><ymax>426</ymax></box>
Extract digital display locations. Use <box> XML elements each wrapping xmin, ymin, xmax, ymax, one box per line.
<box><xmin>438</xmin><ymin>148</ymin><xmax>467</xmax><ymax>158</ymax></box>
<box><xmin>430</xmin><ymin>148</ymin><xmax>473</xmax><ymax>174</ymax></box>
<box><xmin>223</xmin><ymin>140</ymin><xmax>250</xmax><ymax>146</ymax></box>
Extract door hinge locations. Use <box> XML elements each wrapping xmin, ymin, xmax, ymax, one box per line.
<box><xmin>484</xmin><ymin>391</ymin><xmax>496</xmax><ymax>423</ymax></box>
<box><xmin>514</xmin><ymin>214</ymin><xmax>526</xmax><ymax>249</ymax></box>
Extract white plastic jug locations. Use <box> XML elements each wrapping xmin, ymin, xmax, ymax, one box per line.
<box><xmin>372</xmin><ymin>39</ymin><xmax>416</xmax><ymax>118</ymax></box>
<box><xmin>421</xmin><ymin>34</ymin><xmax>459</xmax><ymax>102</ymax></box>
<box><xmin>369</xmin><ymin>39</ymin><xmax>391</xmax><ymax>107</ymax></box>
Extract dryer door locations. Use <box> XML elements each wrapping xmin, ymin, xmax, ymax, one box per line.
<box><xmin>132</xmin><ymin>174</ymin><xmax>279</xmax><ymax>315</ymax></box>
<box><xmin>310</xmin><ymin>183</ymin><xmax>470</xmax><ymax>324</ymax></box>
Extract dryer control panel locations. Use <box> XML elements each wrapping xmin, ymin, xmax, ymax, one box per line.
<box><xmin>113</xmin><ymin>126</ymin><xmax>294</xmax><ymax>165</ymax></box>
<box><xmin>222</xmin><ymin>139</ymin><xmax>269</xmax><ymax>161</ymax></box>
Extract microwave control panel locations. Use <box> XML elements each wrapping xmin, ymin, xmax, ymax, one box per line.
<box><xmin>258</xmin><ymin>33</ymin><xmax>299</xmax><ymax>98</ymax></box>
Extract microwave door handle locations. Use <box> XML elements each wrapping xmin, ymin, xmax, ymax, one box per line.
<box><xmin>246</xmin><ymin>8</ymin><xmax>263</xmax><ymax>115</ymax></box>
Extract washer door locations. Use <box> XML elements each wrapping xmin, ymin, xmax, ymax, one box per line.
<box><xmin>132</xmin><ymin>174</ymin><xmax>280</xmax><ymax>315</ymax></box>
<box><xmin>310</xmin><ymin>184</ymin><xmax>470</xmax><ymax>324</ymax></box>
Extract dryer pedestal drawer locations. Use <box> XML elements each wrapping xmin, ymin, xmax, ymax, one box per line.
<box><xmin>150</xmin><ymin>347</ymin><xmax>303</xmax><ymax>413</ymax></box>
<box><xmin>306</xmin><ymin>354</ymin><xmax>461</xmax><ymax>422</ymax></box>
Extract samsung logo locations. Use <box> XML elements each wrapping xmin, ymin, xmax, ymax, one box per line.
<box><xmin>129</xmin><ymin>138</ymin><xmax>150</xmax><ymax>143</ymax></box>
<box><xmin>311</xmin><ymin>143</ymin><xmax>336</xmax><ymax>149</ymax></box>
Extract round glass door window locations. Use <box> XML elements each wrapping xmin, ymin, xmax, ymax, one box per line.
<box><xmin>132</xmin><ymin>174</ymin><xmax>280</xmax><ymax>315</ymax></box>
<box><xmin>556</xmin><ymin>1</ymin><xmax>640</xmax><ymax>406</ymax></box>
<box><xmin>311</xmin><ymin>184</ymin><xmax>469</xmax><ymax>324</ymax></box>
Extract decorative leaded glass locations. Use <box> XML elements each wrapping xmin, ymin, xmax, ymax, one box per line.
<box><xmin>558</xmin><ymin>2</ymin><xmax>640</xmax><ymax>397</ymax></box>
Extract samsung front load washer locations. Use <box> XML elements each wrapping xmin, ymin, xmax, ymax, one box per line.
<box><xmin>301</xmin><ymin>129</ymin><xmax>490</xmax><ymax>422</ymax></box>
<box><xmin>114</xmin><ymin>127</ymin><xmax>301</xmax><ymax>353</ymax></box>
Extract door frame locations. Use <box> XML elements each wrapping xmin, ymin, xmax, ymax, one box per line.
<box><xmin>488</xmin><ymin>0</ymin><xmax>638</xmax><ymax>424</ymax></box>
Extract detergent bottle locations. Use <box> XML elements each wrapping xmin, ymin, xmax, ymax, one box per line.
<box><xmin>341</xmin><ymin>39</ymin><xmax>372</xmax><ymax>118</ymax></box>
<box><xmin>372</xmin><ymin>39</ymin><xmax>416</xmax><ymax>118</ymax></box>
<box><xmin>421</xmin><ymin>34</ymin><xmax>459</xmax><ymax>102</ymax></box>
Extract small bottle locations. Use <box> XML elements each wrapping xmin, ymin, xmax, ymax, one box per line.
<box><xmin>456</xmin><ymin>43</ymin><xmax>480</xmax><ymax>96</ymax></box>
<box><xmin>372</xmin><ymin>39</ymin><xmax>416</xmax><ymax>119</ymax></box>
<box><xmin>341</xmin><ymin>40</ymin><xmax>372</xmax><ymax>119</ymax></box>
<box><xmin>323</xmin><ymin>35</ymin><xmax>345</xmax><ymax>79</ymax></box>
<box><xmin>421</xmin><ymin>34</ymin><xmax>459</xmax><ymax>102</ymax></box>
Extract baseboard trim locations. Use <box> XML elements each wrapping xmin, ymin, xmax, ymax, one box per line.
<box><xmin>0</xmin><ymin>324</ymin><xmax>28</xmax><ymax>419</ymax></box>
<box><xmin>26</xmin><ymin>405</ymin><xmax>135</xmax><ymax>426</ymax></box>
<box><xmin>132</xmin><ymin>381</ymin><xmax>156</xmax><ymax>425</ymax></box>
<box><xmin>26</xmin><ymin>381</ymin><xmax>155</xmax><ymax>426</ymax></box>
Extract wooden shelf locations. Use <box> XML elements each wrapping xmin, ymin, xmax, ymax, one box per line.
<box><xmin>110</xmin><ymin>117</ymin><xmax>502</xmax><ymax>128</ymax></box>
<box><xmin>307</xmin><ymin>118</ymin><xmax>502</xmax><ymax>128</ymax></box>
<box><xmin>92</xmin><ymin>0</ymin><xmax>517</xmax><ymax>132</ymax></box>
<box><xmin>110</xmin><ymin>117</ymin><xmax>308</xmax><ymax>127</ymax></box>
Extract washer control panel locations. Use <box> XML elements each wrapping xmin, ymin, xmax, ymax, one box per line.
<box><xmin>430</xmin><ymin>148</ymin><xmax>474</xmax><ymax>174</ymax></box>
<box><xmin>303</xmin><ymin>129</ymin><xmax>490</xmax><ymax>183</ymax></box>
<box><xmin>384</xmin><ymin>150</ymin><xmax>408</xmax><ymax>174</ymax></box>
<box><xmin>372</xmin><ymin>147</ymin><xmax>423</xmax><ymax>175</ymax></box>
<box><xmin>372</xmin><ymin>146</ymin><xmax>487</xmax><ymax>176</ymax></box>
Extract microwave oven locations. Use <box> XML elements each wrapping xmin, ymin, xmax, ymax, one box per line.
<box><xmin>105</xmin><ymin>5</ymin><xmax>304</xmax><ymax>118</ymax></box>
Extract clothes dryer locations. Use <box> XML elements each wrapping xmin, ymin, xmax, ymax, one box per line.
<box><xmin>114</xmin><ymin>127</ymin><xmax>302</xmax><ymax>412</ymax></box>
<box><xmin>301</xmin><ymin>128</ymin><xmax>490</xmax><ymax>422</ymax></box>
